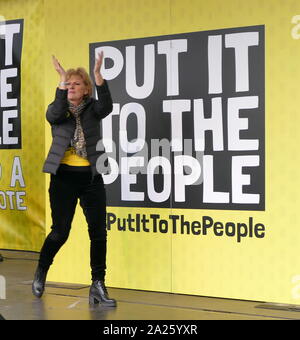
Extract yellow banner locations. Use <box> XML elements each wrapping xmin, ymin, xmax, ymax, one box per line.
<box><xmin>0</xmin><ymin>0</ymin><xmax>45</xmax><ymax>251</ymax></box>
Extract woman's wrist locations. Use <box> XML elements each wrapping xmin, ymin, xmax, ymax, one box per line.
<box><xmin>58</xmin><ymin>83</ymin><xmax>68</xmax><ymax>90</ymax></box>
<box><xmin>59</xmin><ymin>77</ymin><xmax>68</xmax><ymax>90</ymax></box>
<box><xmin>94</xmin><ymin>73</ymin><xmax>104</xmax><ymax>86</ymax></box>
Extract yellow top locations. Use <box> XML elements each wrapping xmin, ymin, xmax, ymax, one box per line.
<box><xmin>60</xmin><ymin>147</ymin><xmax>90</xmax><ymax>166</ymax></box>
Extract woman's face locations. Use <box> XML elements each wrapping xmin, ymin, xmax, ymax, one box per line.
<box><xmin>67</xmin><ymin>75</ymin><xmax>88</xmax><ymax>104</ymax></box>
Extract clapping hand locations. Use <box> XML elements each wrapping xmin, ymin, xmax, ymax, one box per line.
<box><xmin>94</xmin><ymin>51</ymin><xmax>104</xmax><ymax>86</ymax></box>
<box><xmin>52</xmin><ymin>55</ymin><xmax>66</xmax><ymax>81</ymax></box>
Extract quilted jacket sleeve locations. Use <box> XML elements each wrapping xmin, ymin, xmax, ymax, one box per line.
<box><xmin>93</xmin><ymin>80</ymin><xmax>113</xmax><ymax>120</ymax></box>
<box><xmin>46</xmin><ymin>88</ymin><xmax>69</xmax><ymax>124</ymax></box>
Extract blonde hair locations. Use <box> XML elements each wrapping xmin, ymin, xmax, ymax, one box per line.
<box><xmin>66</xmin><ymin>67</ymin><xmax>93</xmax><ymax>97</ymax></box>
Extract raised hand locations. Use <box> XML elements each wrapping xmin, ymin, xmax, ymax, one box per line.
<box><xmin>94</xmin><ymin>51</ymin><xmax>104</xmax><ymax>86</ymax></box>
<box><xmin>52</xmin><ymin>55</ymin><xmax>66</xmax><ymax>81</ymax></box>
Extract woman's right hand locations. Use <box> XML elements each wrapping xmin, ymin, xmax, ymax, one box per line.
<box><xmin>52</xmin><ymin>55</ymin><xmax>66</xmax><ymax>81</ymax></box>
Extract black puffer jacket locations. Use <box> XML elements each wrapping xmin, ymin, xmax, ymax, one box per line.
<box><xmin>43</xmin><ymin>81</ymin><xmax>113</xmax><ymax>176</ymax></box>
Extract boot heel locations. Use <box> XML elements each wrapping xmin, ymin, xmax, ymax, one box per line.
<box><xmin>89</xmin><ymin>280</ymin><xmax>117</xmax><ymax>307</ymax></box>
<box><xmin>89</xmin><ymin>295</ymin><xmax>99</xmax><ymax>304</ymax></box>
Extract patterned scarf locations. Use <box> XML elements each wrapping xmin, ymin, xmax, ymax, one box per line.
<box><xmin>68</xmin><ymin>100</ymin><xmax>87</xmax><ymax>159</ymax></box>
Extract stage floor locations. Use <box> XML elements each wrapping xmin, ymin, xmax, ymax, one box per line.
<box><xmin>0</xmin><ymin>249</ymin><xmax>299</xmax><ymax>320</ymax></box>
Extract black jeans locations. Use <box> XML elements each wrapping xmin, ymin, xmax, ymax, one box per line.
<box><xmin>38</xmin><ymin>169</ymin><xmax>107</xmax><ymax>281</ymax></box>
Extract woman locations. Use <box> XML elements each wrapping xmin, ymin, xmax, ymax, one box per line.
<box><xmin>32</xmin><ymin>53</ymin><xmax>116</xmax><ymax>307</ymax></box>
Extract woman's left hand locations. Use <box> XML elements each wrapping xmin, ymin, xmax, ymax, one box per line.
<box><xmin>94</xmin><ymin>51</ymin><xmax>104</xmax><ymax>86</ymax></box>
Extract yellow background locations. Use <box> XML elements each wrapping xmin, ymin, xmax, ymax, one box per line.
<box><xmin>1</xmin><ymin>0</ymin><xmax>300</xmax><ymax>304</ymax></box>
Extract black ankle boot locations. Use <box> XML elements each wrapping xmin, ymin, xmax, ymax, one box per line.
<box><xmin>32</xmin><ymin>266</ymin><xmax>48</xmax><ymax>298</ymax></box>
<box><xmin>89</xmin><ymin>280</ymin><xmax>117</xmax><ymax>307</ymax></box>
